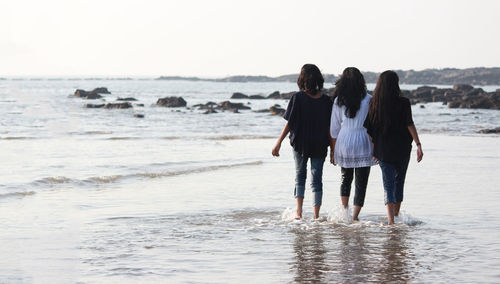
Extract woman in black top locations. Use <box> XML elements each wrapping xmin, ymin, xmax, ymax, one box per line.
<box><xmin>272</xmin><ymin>64</ymin><xmax>333</xmax><ymax>219</ymax></box>
<box><xmin>364</xmin><ymin>71</ymin><xmax>423</xmax><ymax>225</ymax></box>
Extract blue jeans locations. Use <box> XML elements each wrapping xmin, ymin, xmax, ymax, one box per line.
<box><xmin>293</xmin><ymin>150</ymin><xmax>325</xmax><ymax>207</ymax></box>
<box><xmin>379</xmin><ymin>157</ymin><xmax>410</xmax><ymax>204</ymax></box>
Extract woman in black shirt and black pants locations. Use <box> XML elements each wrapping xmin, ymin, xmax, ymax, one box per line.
<box><xmin>365</xmin><ymin>71</ymin><xmax>423</xmax><ymax>225</ymax></box>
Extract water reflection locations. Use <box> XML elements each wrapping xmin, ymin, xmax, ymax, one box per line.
<box><xmin>290</xmin><ymin>225</ymin><xmax>415</xmax><ymax>283</ymax></box>
<box><xmin>375</xmin><ymin>227</ymin><xmax>413</xmax><ymax>283</ymax></box>
<box><xmin>291</xmin><ymin>227</ymin><xmax>328</xmax><ymax>283</ymax></box>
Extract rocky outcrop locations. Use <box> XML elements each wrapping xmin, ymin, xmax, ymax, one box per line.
<box><xmin>230</xmin><ymin>93</ymin><xmax>269</xmax><ymax>100</ymax></box>
<box><xmin>270</xmin><ymin>105</ymin><xmax>285</xmax><ymax>116</ymax></box>
<box><xmin>156</xmin><ymin>68</ymin><xmax>500</xmax><ymax>85</ymax></box>
<box><xmin>104</xmin><ymin>102</ymin><xmax>133</xmax><ymax>109</ymax></box>
<box><xmin>193</xmin><ymin>102</ymin><xmax>217</xmax><ymax>110</ymax></box>
<box><xmin>74</xmin><ymin>87</ymin><xmax>111</xmax><ymax>99</ymax></box>
<box><xmin>478</xmin><ymin>127</ymin><xmax>500</xmax><ymax>134</ymax></box>
<box><xmin>84</xmin><ymin>104</ymin><xmax>105</xmax><ymax>108</ymax></box>
<box><xmin>267</xmin><ymin>91</ymin><xmax>280</xmax><ymax>99</ymax></box>
<box><xmin>249</xmin><ymin>95</ymin><xmax>266</xmax><ymax>100</ymax></box>
<box><xmin>231</xmin><ymin>92</ymin><xmax>249</xmax><ymax>99</ymax></box>
<box><xmin>117</xmin><ymin>97</ymin><xmax>137</xmax><ymax>101</ymax></box>
<box><xmin>156</xmin><ymin>96</ymin><xmax>187</xmax><ymax>107</ymax></box>
<box><xmin>404</xmin><ymin>84</ymin><xmax>500</xmax><ymax>110</ymax></box>
<box><xmin>84</xmin><ymin>102</ymin><xmax>132</xmax><ymax>109</ymax></box>
<box><xmin>216</xmin><ymin>101</ymin><xmax>251</xmax><ymax>111</ymax></box>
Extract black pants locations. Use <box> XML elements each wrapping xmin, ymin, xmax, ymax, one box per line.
<box><xmin>340</xmin><ymin>167</ymin><xmax>371</xmax><ymax>207</ymax></box>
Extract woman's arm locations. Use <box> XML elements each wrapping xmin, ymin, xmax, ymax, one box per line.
<box><xmin>272</xmin><ymin>122</ymin><xmax>290</xmax><ymax>157</ymax></box>
<box><xmin>408</xmin><ymin>125</ymin><xmax>423</xmax><ymax>162</ymax></box>
<box><xmin>330</xmin><ymin>137</ymin><xmax>336</xmax><ymax>165</ymax></box>
<box><xmin>329</xmin><ymin>100</ymin><xmax>341</xmax><ymax>165</ymax></box>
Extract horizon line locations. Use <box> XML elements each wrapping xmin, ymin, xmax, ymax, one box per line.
<box><xmin>1</xmin><ymin>66</ymin><xmax>499</xmax><ymax>79</ymax></box>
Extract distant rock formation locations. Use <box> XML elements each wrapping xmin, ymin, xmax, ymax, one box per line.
<box><xmin>478</xmin><ymin>127</ymin><xmax>500</xmax><ymax>134</ymax></box>
<box><xmin>231</xmin><ymin>92</ymin><xmax>248</xmax><ymax>99</ymax></box>
<box><xmin>216</xmin><ymin>101</ymin><xmax>251</xmax><ymax>112</ymax></box>
<box><xmin>156</xmin><ymin>68</ymin><xmax>500</xmax><ymax>85</ymax></box>
<box><xmin>403</xmin><ymin>84</ymin><xmax>500</xmax><ymax>109</ymax></box>
<box><xmin>156</xmin><ymin>96</ymin><xmax>187</xmax><ymax>107</ymax></box>
<box><xmin>74</xmin><ymin>87</ymin><xmax>111</xmax><ymax>99</ymax></box>
<box><xmin>269</xmin><ymin>105</ymin><xmax>285</xmax><ymax>116</ymax></box>
<box><xmin>84</xmin><ymin>102</ymin><xmax>132</xmax><ymax>109</ymax></box>
<box><xmin>117</xmin><ymin>97</ymin><xmax>137</xmax><ymax>101</ymax></box>
<box><xmin>104</xmin><ymin>102</ymin><xmax>133</xmax><ymax>109</ymax></box>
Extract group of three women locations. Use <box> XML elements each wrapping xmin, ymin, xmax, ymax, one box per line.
<box><xmin>272</xmin><ymin>64</ymin><xmax>423</xmax><ymax>225</ymax></box>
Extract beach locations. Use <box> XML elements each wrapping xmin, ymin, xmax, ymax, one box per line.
<box><xmin>1</xmin><ymin>79</ymin><xmax>500</xmax><ymax>283</ymax></box>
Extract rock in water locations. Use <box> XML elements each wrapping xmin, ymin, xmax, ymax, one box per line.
<box><xmin>270</xmin><ymin>105</ymin><xmax>285</xmax><ymax>116</ymax></box>
<box><xmin>230</xmin><ymin>92</ymin><xmax>249</xmax><ymax>99</ymax></box>
<box><xmin>104</xmin><ymin>102</ymin><xmax>133</xmax><ymax>109</ymax></box>
<box><xmin>217</xmin><ymin>101</ymin><xmax>251</xmax><ymax>111</ymax></box>
<box><xmin>156</xmin><ymin>97</ymin><xmax>187</xmax><ymax>107</ymax></box>
<box><xmin>478</xmin><ymin>127</ymin><xmax>500</xmax><ymax>134</ymax></box>
<box><xmin>117</xmin><ymin>97</ymin><xmax>138</xmax><ymax>101</ymax></box>
<box><xmin>249</xmin><ymin>95</ymin><xmax>266</xmax><ymax>99</ymax></box>
<box><xmin>453</xmin><ymin>84</ymin><xmax>474</xmax><ymax>92</ymax></box>
<box><xmin>74</xmin><ymin>89</ymin><xmax>102</xmax><ymax>99</ymax></box>
<box><xmin>267</xmin><ymin>91</ymin><xmax>280</xmax><ymax>99</ymax></box>
<box><xmin>74</xmin><ymin>87</ymin><xmax>111</xmax><ymax>99</ymax></box>
<box><xmin>84</xmin><ymin>104</ymin><xmax>105</xmax><ymax>108</ymax></box>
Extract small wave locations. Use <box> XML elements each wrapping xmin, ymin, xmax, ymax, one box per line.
<box><xmin>30</xmin><ymin>161</ymin><xmax>263</xmax><ymax>187</ymax></box>
<box><xmin>35</xmin><ymin>176</ymin><xmax>73</xmax><ymax>184</ymax></box>
<box><xmin>69</xmin><ymin>131</ymin><xmax>113</xmax><ymax>135</ymax></box>
<box><xmin>206</xmin><ymin>135</ymin><xmax>275</xmax><ymax>140</ymax></box>
<box><xmin>280</xmin><ymin>207</ymin><xmax>423</xmax><ymax>228</ymax></box>
<box><xmin>138</xmin><ymin>161</ymin><xmax>263</xmax><ymax>178</ymax></box>
<box><xmin>1</xmin><ymin>136</ymin><xmax>35</xmax><ymax>140</ymax></box>
<box><xmin>0</xmin><ymin>191</ymin><xmax>36</xmax><ymax>199</ymax></box>
<box><xmin>107</xmin><ymin>137</ymin><xmax>141</xmax><ymax>140</ymax></box>
<box><xmin>84</xmin><ymin>175</ymin><xmax>123</xmax><ymax>184</ymax></box>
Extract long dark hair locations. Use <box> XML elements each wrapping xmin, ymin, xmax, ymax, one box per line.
<box><xmin>333</xmin><ymin>67</ymin><xmax>367</xmax><ymax>118</ymax></box>
<box><xmin>368</xmin><ymin>70</ymin><xmax>401</xmax><ymax>133</ymax></box>
<box><xmin>297</xmin><ymin>64</ymin><xmax>324</xmax><ymax>95</ymax></box>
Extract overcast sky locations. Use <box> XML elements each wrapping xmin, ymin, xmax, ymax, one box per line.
<box><xmin>1</xmin><ymin>0</ymin><xmax>499</xmax><ymax>77</ymax></box>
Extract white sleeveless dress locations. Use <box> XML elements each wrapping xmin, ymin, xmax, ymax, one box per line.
<box><xmin>330</xmin><ymin>94</ymin><xmax>375</xmax><ymax>168</ymax></box>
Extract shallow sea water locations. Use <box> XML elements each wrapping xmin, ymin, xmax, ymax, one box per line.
<box><xmin>0</xmin><ymin>80</ymin><xmax>499</xmax><ymax>283</ymax></box>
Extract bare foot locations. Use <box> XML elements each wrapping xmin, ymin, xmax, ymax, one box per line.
<box><xmin>295</xmin><ymin>210</ymin><xmax>302</xmax><ymax>220</ymax></box>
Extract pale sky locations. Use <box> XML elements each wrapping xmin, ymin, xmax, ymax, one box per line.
<box><xmin>1</xmin><ymin>0</ymin><xmax>499</xmax><ymax>77</ymax></box>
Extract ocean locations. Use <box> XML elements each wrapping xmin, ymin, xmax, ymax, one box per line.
<box><xmin>0</xmin><ymin>79</ymin><xmax>499</xmax><ymax>283</ymax></box>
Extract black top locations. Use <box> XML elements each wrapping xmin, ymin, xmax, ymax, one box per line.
<box><xmin>364</xmin><ymin>97</ymin><xmax>414</xmax><ymax>163</ymax></box>
<box><xmin>284</xmin><ymin>91</ymin><xmax>333</xmax><ymax>158</ymax></box>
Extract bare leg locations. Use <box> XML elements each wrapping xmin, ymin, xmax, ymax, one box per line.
<box><xmin>353</xmin><ymin>205</ymin><xmax>362</xmax><ymax>221</ymax></box>
<box><xmin>386</xmin><ymin>202</ymin><xmax>395</xmax><ymax>225</ymax></box>
<box><xmin>313</xmin><ymin>206</ymin><xmax>320</xmax><ymax>219</ymax></box>
<box><xmin>394</xmin><ymin>202</ymin><xmax>402</xmax><ymax>217</ymax></box>
<box><xmin>341</xmin><ymin>196</ymin><xmax>349</xmax><ymax>209</ymax></box>
<box><xmin>296</xmin><ymin>197</ymin><xmax>304</xmax><ymax>219</ymax></box>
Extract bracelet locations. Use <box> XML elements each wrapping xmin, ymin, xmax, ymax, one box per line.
<box><xmin>416</xmin><ymin>142</ymin><xmax>421</xmax><ymax>146</ymax></box>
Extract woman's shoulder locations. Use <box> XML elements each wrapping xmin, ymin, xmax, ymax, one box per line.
<box><xmin>290</xmin><ymin>91</ymin><xmax>307</xmax><ymax>101</ymax></box>
<box><xmin>322</xmin><ymin>94</ymin><xmax>333</xmax><ymax>107</ymax></box>
<box><xmin>397</xmin><ymin>96</ymin><xmax>412</xmax><ymax>108</ymax></box>
<box><xmin>398</xmin><ymin>96</ymin><xmax>410</xmax><ymax>104</ymax></box>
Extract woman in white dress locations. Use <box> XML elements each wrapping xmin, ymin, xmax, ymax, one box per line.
<box><xmin>330</xmin><ymin>67</ymin><xmax>375</xmax><ymax>221</ymax></box>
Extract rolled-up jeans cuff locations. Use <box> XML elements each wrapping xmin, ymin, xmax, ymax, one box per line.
<box><xmin>294</xmin><ymin>185</ymin><xmax>305</xmax><ymax>198</ymax></box>
<box><xmin>313</xmin><ymin>190</ymin><xmax>322</xmax><ymax>207</ymax></box>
